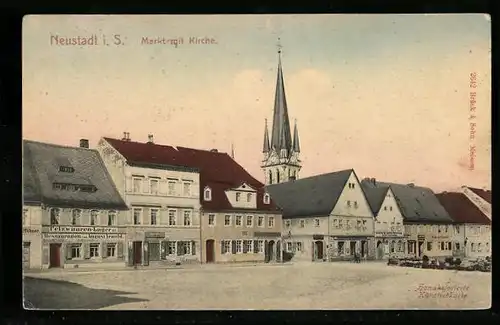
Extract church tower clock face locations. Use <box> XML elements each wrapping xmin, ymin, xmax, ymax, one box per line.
<box><xmin>261</xmin><ymin>39</ymin><xmax>301</xmax><ymax>185</ymax></box>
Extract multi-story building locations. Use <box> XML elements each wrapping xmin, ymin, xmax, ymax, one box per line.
<box><xmin>267</xmin><ymin>169</ymin><xmax>376</xmax><ymax>262</ymax></box>
<box><xmin>362</xmin><ymin>179</ymin><xmax>454</xmax><ymax>259</ymax></box>
<box><xmin>98</xmin><ymin>134</ymin><xmax>283</xmax><ymax>265</ymax></box>
<box><xmin>97</xmin><ymin>134</ymin><xmax>202</xmax><ymax>267</ymax></box>
<box><xmin>23</xmin><ymin>139</ymin><xmax>129</xmax><ymax>269</ymax></box>
<box><xmin>361</xmin><ymin>179</ymin><xmax>405</xmax><ymax>259</ymax></box>
<box><xmin>436</xmin><ymin>191</ymin><xmax>491</xmax><ymax>259</ymax></box>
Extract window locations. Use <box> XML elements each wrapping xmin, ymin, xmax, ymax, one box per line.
<box><xmin>300</xmin><ymin>219</ymin><xmax>305</xmax><ymax>228</ymax></box>
<box><xmin>296</xmin><ymin>242</ymin><xmax>303</xmax><ymax>252</ymax></box>
<box><xmin>339</xmin><ymin>219</ymin><xmax>344</xmax><ymax>229</ymax></box>
<box><xmin>440</xmin><ymin>242</ymin><xmax>445</xmax><ymax>250</ymax></box>
<box><xmin>477</xmin><ymin>243</ymin><xmax>482</xmax><ymax>252</ymax></box>
<box><xmin>50</xmin><ymin>208</ymin><xmax>60</xmax><ymax>225</ymax></box>
<box><xmin>471</xmin><ymin>243</ymin><xmax>476</xmax><ymax>252</ymax></box>
<box><xmin>389</xmin><ymin>206</ymin><xmax>393</xmax><ymax>211</ymax></box>
<box><xmin>204</xmin><ymin>187</ymin><xmax>212</xmax><ymax>201</ymax></box>
<box><xmin>150</xmin><ymin>208</ymin><xmax>158</xmax><ymax>225</ymax></box>
<box><xmin>133</xmin><ymin>177</ymin><xmax>142</xmax><ymax>193</ymax></box>
<box><xmin>268</xmin><ymin>216</ymin><xmax>275</xmax><ymax>227</ymax></box>
<box><xmin>168</xmin><ymin>181</ymin><xmax>176</xmax><ymax>196</ymax></box>
<box><xmin>346</xmin><ymin>220</ymin><xmax>352</xmax><ymax>230</ymax></box>
<box><xmin>455</xmin><ymin>242</ymin><xmax>461</xmax><ymax>250</ymax></box>
<box><xmin>90</xmin><ymin>243</ymin><xmax>100</xmax><ymax>258</ymax></box>
<box><xmin>347</xmin><ymin>200</ymin><xmax>351</xmax><ymax>207</ymax></box>
<box><xmin>486</xmin><ymin>243</ymin><xmax>490</xmax><ymax>252</ymax></box>
<box><xmin>356</xmin><ymin>220</ymin><xmax>362</xmax><ymax>229</ymax></box>
<box><xmin>258</xmin><ymin>216</ymin><xmax>264</xmax><ymax>227</ymax></box>
<box><xmin>287</xmin><ymin>242</ymin><xmax>293</xmax><ymax>252</ymax></box>
<box><xmin>183</xmin><ymin>182</ymin><xmax>191</xmax><ymax>196</ymax></box>
<box><xmin>246</xmin><ymin>215</ymin><xmax>253</xmax><ymax>227</ymax></box>
<box><xmin>427</xmin><ymin>242</ymin><xmax>433</xmax><ymax>251</ymax></box>
<box><xmin>338</xmin><ymin>241</ymin><xmax>345</xmax><ymax>255</ymax></box>
<box><xmin>224</xmin><ymin>215</ymin><xmax>231</xmax><ymax>226</ymax></box>
<box><xmin>258</xmin><ymin>240</ymin><xmax>264</xmax><ymax>253</ymax></box>
<box><xmin>150</xmin><ymin>179</ymin><xmax>159</xmax><ymax>194</ymax></box>
<box><xmin>133</xmin><ymin>208</ymin><xmax>142</xmax><ymax>225</ymax></box>
<box><xmin>208</xmin><ymin>214</ymin><xmax>215</xmax><ymax>226</ymax></box>
<box><xmin>354</xmin><ymin>201</ymin><xmax>358</xmax><ymax>209</ymax></box>
<box><xmin>168</xmin><ymin>209</ymin><xmax>177</xmax><ymax>226</ymax></box>
<box><xmin>247</xmin><ymin>193</ymin><xmax>252</xmax><ymax>202</ymax></box>
<box><xmin>263</xmin><ymin>193</ymin><xmax>270</xmax><ymax>204</ymax></box>
<box><xmin>243</xmin><ymin>240</ymin><xmax>253</xmax><ymax>253</ymax></box>
<box><xmin>72</xmin><ymin>209</ymin><xmax>81</xmax><ymax>225</ymax></box>
<box><xmin>90</xmin><ymin>210</ymin><xmax>98</xmax><ymax>225</ymax></box>
<box><xmin>177</xmin><ymin>241</ymin><xmax>192</xmax><ymax>255</ymax></box>
<box><xmin>107</xmin><ymin>243</ymin><xmax>117</xmax><ymax>257</ymax></box>
<box><xmin>107</xmin><ymin>210</ymin><xmax>116</xmax><ymax>226</ymax></box>
<box><xmin>314</xmin><ymin>219</ymin><xmax>320</xmax><ymax>227</ymax></box>
<box><xmin>384</xmin><ymin>206</ymin><xmax>387</xmax><ymax>211</ymax></box>
<box><xmin>183</xmin><ymin>210</ymin><xmax>192</xmax><ymax>226</ymax></box>
<box><xmin>168</xmin><ymin>241</ymin><xmax>176</xmax><ymax>255</ymax></box>
<box><xmin>70</xmin><ymin>244</ymin><xmax>81</xmax><ymax>258</ymax></box>
<box><xmin>333</xmin><ymin>219</ymin><xmax>338</xmax><ymax>228</ymax></box>
<box><xmin>235</xmin><ymin>240</ymin><xmax>243</xmax><ymax>253</ymax></box>
<box><xmin>285</xmin><ymin>220</ymin><xmax>291</xmax><ymax>228</ymax></box>
<box><xmin>447</xmin><ymin>242</ymin><xmax>452</xmax><ymax>251</ymax></box>
<box><xmin>235</xmin><ymin>215</ymin><xmax>242</xmax><ymax>227</ymax></box>
<box><xmin>236</xmin><ymin>192</ymin><xmax>241</xmax><ymax>202</ymax></box>
<box><xmin>221</xmin><ymin>240</ymin><xmax>231</xmax><ymax>254</ymax></box>
<box><xmin>23</xmin><ymin>208</ymin><xmax>28</xmax><ymax>225</ymax></box>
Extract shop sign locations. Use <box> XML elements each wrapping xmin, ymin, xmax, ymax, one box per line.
<box><xmin>375</xmin><ymin>231</ymin><xmax>404</xmax><ymax>237</ymax></box>
<box><xmin>23</xmin><ymin>227</ymin><xmax>40</xmax><ymax>234</ymax></box>
<box><xmin>145</xmin><ymin>232</ymin><xmax>165</xmax><ymax>239</ymax></box>
<box><xmin>417</xmin><ymin>235</ymin><xmax>425</xmax><ymax>240</ymax></box>
<box><xmin>49</xmin><ymin>226</ymin><xmax>119</xmax><ymax>233</ymax></box>
<box><xmin>43</xmin><ymin>233</ymin><xmax>125</xmax><ymax>240</ymax></box>
<box><xmin>431</xmin><ymin>235</ymin><xmax>450</xmax><ymax>239</ymax></box>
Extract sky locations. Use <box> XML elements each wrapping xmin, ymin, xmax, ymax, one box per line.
<box><xmin>22</xmin><ymin>14</ymin><xmax>491</xmax><ymax>192</ymax></box>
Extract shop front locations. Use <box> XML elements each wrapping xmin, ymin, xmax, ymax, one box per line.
<box><xmin>328</xmin><ymin>236</ymin><xmax>374</xmax><ymax>261</ymax></box>
<box><xmin>374</xmin><ymin>231</ymin><xmax>406</xmax><ymax>259</ymax></box>
<box><xmin>22</xmin><ymin>227</ymin><xmax>42</xmax><ymax>269</ymax></box>
<box><xmin>41</xmin><ymin>225</ymin><xmax>127</xmax><ymax>269</ymax></box>
<box><xmin>126</xmin><ymin>227</ymin><xmax>200</xmax><ymax>267</ymax></box>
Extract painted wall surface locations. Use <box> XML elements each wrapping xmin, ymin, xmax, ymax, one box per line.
<box><xmin>225</xmin><ymin>183</ymin><xmax>258</xmax><ymax>209</ymax></box>
<box><xmin>330</xmin><ymin>171</ymin><xmax>374</xmax><ymax>218</ymax></box>
<box><xmin>464</xmin><ymin>224</ymin><xmax>491</xmax><ymax>258</ymax></box>
<box><xmin>283</xmin><ymin>216</ymin><xmax>329</xmax><ymax>237</ymax></box>
<box><xmin>23</xmin><ymin>205</ymin><xmax>43</xmax><ymax>269</ymax></box>
<box><xmin>405</xmin><ymin>223</ymin><xmax>454</xmax><ymax>258</ymax></box>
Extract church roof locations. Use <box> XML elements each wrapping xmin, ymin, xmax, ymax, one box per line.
<box><xmin>23</xmin><ymin>140</ymin><xmax>128</xmax><ymax>210</ymax></box>
<box><xmin>361</xmin><ymin>179</ymin><xmax>453</xmax><ymax>223</ymax></box>
<box><xmin>270</xmin><ymin>54</ymin><xmax>293</xmax><ymax>153</ymax></box>
<box><xmin>103</xmin><ymin>137</ymin><xmax>280</xmax><ymax>212</ymax></box>
<box><xmin>292</xmin><ymin>120</ymin><xmax>300</xmax><ymax>153</ymax></box>
<box><xmin>265</xmin><ymin>169</ymin><xmax>353</xmax><ymax>218</ymax></box>
<box><xmin>436</xmin><ymin>192</ymin><xmax>490</xmax><ymax>225</ymax></box>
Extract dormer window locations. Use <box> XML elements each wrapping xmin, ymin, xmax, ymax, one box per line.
<box><xmin>247</xmin><ymin>193</ymin><xmax>252</xmax><ymax>202</ymax></box>
<box><xmin>263</xmin><ymin>193</ymin><xmax>270</xmax><ymax>204</ymax></box>
<box><xmin>236</xmin><ymin>192</ymin><xmax>241</xmax><ymax>202</ymax></box>
<box><xmin>204</xmin><ymin>187</ymin><xmax>212</xmax><ymax>201</ymax></box>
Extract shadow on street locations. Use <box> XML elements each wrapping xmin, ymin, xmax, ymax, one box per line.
<box><xmin>23</xmin><ymin>277</ymin><xmax>148</xmax><ymax>310</ymax></box>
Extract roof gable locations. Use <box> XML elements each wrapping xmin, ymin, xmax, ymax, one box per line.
<box><xmin>436</xmin><ymin>192</ymin><xmax>490</xmax><ymax>225</ymax></box>
<box><xmin>465</xmin><ymin>186</ymin><xmax>492</xmax><ymax>204</ymax></box>
<box><xmin>265</xmin><ymin>169</ymin><xmax>352</xmax><ymax>218</ymax></box>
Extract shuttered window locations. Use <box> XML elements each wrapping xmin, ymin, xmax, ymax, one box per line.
<box><xmin>149</xmin><ymin>242</ymin><xmax>161</xmax><ymax>261</ymax></box>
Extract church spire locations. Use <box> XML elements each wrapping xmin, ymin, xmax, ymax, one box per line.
<box><xmin>262</xmin><ymin>119</ymin><xmax>270</xmax><ymax>153</ymax></box>
<box><xmin>270</xmin><ymin>38</ymin><xmax>292</xmax><ymax>153</ymax></box>
<box><xmin>293</xmin><ymin>119</ymin><xmax>300</xmax><ymax>153</ymax></box>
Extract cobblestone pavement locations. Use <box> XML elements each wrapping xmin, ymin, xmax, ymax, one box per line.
<box><xmin>24</xmin><ymin>262</ymin><xmax>491</xmax><ymax>310</ymax></box>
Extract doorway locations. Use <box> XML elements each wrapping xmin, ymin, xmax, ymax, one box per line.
<box><xmin>376</xmin><ymin>241</ymin><xmax>383</xmax><ymax>260</ymax></box>
<box><xmin>349</xmin><ymin>241</ymin><xmax>356</xmax><ymax>257</ymax></box>
<box><xmin>418</xmin><ymin>241</ymin><xmax>424</xmax><ymax>257</ymax></box>
<box><xmin>49</xmin><ymin>243</ymin><xmax>62</xmax><ymax>268</ymax></box>
<box><xmin>361</xmin><ymin>240</ymin><xmax>367</xmax><ymax>258</ymax></box>
<box><xmin>314</xmin><ymin>241</ymin><xmax>324</xmax><ymax>260</ymax></box>
<box><xmin>206</xmin><ymin>239</ymin><xmax>215</xmax><ymax>263</ymax></box>
<box><xmin>133</xmin><ymin>241</ymin><xmax>142</xmax><ymax>265</ymax></box>
<box><xmin>266</xmin><ymin>240</ymin><xmax>275</xmax><ymax>262</ymax></box>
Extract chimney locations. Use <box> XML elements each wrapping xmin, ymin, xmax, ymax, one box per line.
<box><xmin>210</xmin><ymin>149</ymin><xmax>218</xmax><ymax>153</ymax></box>
<box><xmin>79</xmin><ymin>139</ymin><xmax>89</xmax><ymax>148</ymax></box>
<box><xmin>147</xmin><ymin>134</ymin><xmax>154</xmax><ymax>144</ymax></box>
<box><xmin>408</xmin><ymin>183</ymin><xmax>415</xmax><ymax>188</ymax></box>
<box><xmin>122</xmin><ymin>132</ymin><xmax>128</xmax><ymax>141</ymax></box>
<box><xmin>372</xmin><ymin>178</ymin><xmax>376</xmax><ymax>185</ymax></box>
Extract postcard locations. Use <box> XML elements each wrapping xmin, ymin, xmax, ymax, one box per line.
<box><xmin>22</xmin><ymin>14</ymin><xmax>491</xmax><ymax>310</ymax></box>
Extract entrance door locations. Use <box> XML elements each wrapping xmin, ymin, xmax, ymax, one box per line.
<box><xmin>314</xmin><ymin>241</ymin><xmax>324</xmax><ymax>260</ymax></box>
<box><xmin>49</xmin><ymin>243</ymin><xmax>61</xmax><ymax>268</ymax></box>
<box><xmin>376</xmin><ymin>241</ymin><xmax>383</xmax><ymax>260</ymax></box>
<box><xmin>418</xmin><ymin>241</ymin><xmax>424</xmax><ymax>257</ymax></box>
<box><xmin>206</xmin><ymin>239</ymin><xmax>215</xmax><ymax>263</ymax></box>
<box><xmin>133</xmin><ymin>241</ymin><xmax>142</xmax><ymax>265</ymax></box>
<box><xmin>268</xmin><ymin>240</ymin><xmax>275</xmax><ymax>261</ymax></box>
<box><xmin>361</xmin><ymin>240</ymin><xmax>367</xmax><ymax>258</ymax></box>
<box><xmin>23</xmin><ymin>242</ymin><xmax>31</xmax><ymax>269</ymax></box>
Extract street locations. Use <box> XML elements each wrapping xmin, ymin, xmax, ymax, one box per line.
<box><xmin>23</xmin><ymin>262</ymin><xmax>490</xmax><ymax>310</ymax></box>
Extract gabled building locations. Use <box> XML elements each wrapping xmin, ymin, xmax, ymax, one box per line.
<box><xmin>460</xmin><ymin>186</ymin><xmax>491</xmax><ymax>220</ymax></box>
<box><xmin>261</xmin><ymin>48</ymin><xmax>301</xmax><ymax>185</ymax></box>
<box><xmin>23</xmin><ymin>139</ymin><xmax>128</xmax><ymax>270</ymax></box>
<box><xmin>361</xmin><ymin>179</ymin><xmax>454</xmax><ymax>259</ymax></box>
<box><xmin>436</xmin><ymin>191</ymin><xmax>491</xmax><ymax>259</ymax></box>
<box><xmin>98</xmin><ymin>135</ymin><xmax>282</xmax><ymax>265</ymax></box>
<box><xmin>266</xmin><ymin>169</ymin><xmax>375</xmax><ymax>262</ymax></box>
<box><xmin>361</xmin><ymin>181</ymin><xmax>405</xmax><ymax>259</ymax></box>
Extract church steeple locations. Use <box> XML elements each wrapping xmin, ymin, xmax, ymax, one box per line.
<box><xmin>261</xmin><ymin>38</ymin><xmax>302</xmax><ymax>185</ymax></box>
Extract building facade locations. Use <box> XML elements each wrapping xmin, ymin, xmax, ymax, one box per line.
<box><xmin>97</xmin><ymin>135</ymin><xmax>202</xmax><ymax>267</ymax></box>
<box><xmin>361</xmin><ymin>182</ymin><xmax>406</xmax><ymax>259</ymax></box>
<box><xmin>267</xmin><ymin>169</ymin><xmax>376</xmax><ymax>262</ymax></box>
<box><xmin>261</xmin><ymin>49</ymin><xmax>301</xmax><ymax>185</ymax></box>
<box><xmin>436</xmin><ymin>191</ymin><xmax>491</xmax><ymax>259</ymax></box>
<box><xmin>362</xmin><ymin>179</ymin><xmax>455</xmax><ymax>259</ymax></box>
<box><xmin>23</xmin><ymin>139</ymin><xmax>129</xmax><ymax>270</ymax></box>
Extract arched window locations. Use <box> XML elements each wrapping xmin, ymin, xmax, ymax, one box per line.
<box><xmin>263</xmin><ymin>193</ymin><xmax>270</xmax><ymax>204</ymax></box>
<box><xmin>50</xmin><ymin>208</ymin><xmax>60</xmax><ymax>225</ymax></box>
<box><xmin>108</xmin><ymin>210</ymin><xmax>117</xmax><ymax>226</ymax></box>
<box><xmin>236</xmin><ymin>192</ymin><xmax>241</xmax><ymax>202</ymax></box>
<box><xmin>269</xmin><ymin>170</ymin><xmax>273</xmax><ymax>184</ymax></box>
<box><xmin>204</xmin><ymin>187</ymin><xmax>212</xmax><ymax>201</ymax></box>
<box><xmin>72</xmin><ymin>209</ymin><xmax>81</xmax><ymax>225</ymax></box>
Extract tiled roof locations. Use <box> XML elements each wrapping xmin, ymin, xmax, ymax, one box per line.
<box><xmin>467</xmin><ymin>187</ymin><xmax>492</xmax><ymax>204</ymax></box>
<box><xmin>361</xmin><ymin>179</ymin><xmax>453</xmax><ymax>223</ymax></box>
<box><xmin>436</xmin><ymin>192</ymin><xmax>490</xmax><ymax>225</ymax></box>
<box><xmin>23</xmin><ymin>140</ymin><xmax>128</xmax><ymax>210</ymax></box>
<box><xmin>360</xmin><ymin>184</ymin><xmax>389</xmax><ymax>216</ymax></box>
<box><xmin>265</xmin><ymin>169</ymin><xmax>353</xmax><ymax>218</ymax></box>
<box><xmin>103</xmin><ymin>138</ymin><xmax>280</xmax><ymax>212</ymax></box>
